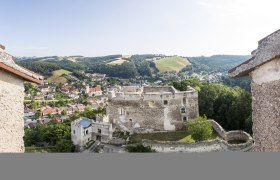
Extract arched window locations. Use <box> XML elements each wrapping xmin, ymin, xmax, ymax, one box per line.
<box><xmin>181</xmin><ymin>107</ymin><xmax>186</xmax><ymax>113</ymax></box>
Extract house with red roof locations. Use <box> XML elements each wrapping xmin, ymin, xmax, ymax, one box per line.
<box><xmin>86</xmin><ymin>85</ymin><xmax>103</xmax><ymax>96</ymax></box>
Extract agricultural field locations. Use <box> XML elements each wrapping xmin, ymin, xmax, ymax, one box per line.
<box><xmin>107</xmin><ymin>59</ymin><xmax>128</xmax><ymax>65</ymax></box>
<box><xmin>154</xmin><ymin>56</ymin><xmax>191</xmax><ymax>72</ymax></box>
<box><xmin>47</xmin><ymin>69</ymin><xmax>72</xmax><ymax>84</ymax></box>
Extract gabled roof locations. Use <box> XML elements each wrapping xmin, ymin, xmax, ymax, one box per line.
<box><xmin>229</xmin><ymin>29</ymin><xmax>280</xmax><ymax>77</ymax></box>
<box><xmin>0</xmin><ymin>45</ymin><xmax>43</xmax><ymax>84</ymax></box>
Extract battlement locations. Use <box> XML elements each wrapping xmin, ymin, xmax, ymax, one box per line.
<box><xmin>113</xmin><ymin>86</ymin><xmax>197</xmax><ymax>101</ymax></box>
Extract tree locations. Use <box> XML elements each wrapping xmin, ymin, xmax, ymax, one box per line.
<box><xmin>48</xmin><ymin>113</ymin><xmax>53</xmax><ymax>119</ymax></box>
<box><xmin>30</xmin><ymin>100</ymin><xmax>40</xmax><ymax>110</ymax></box>
<box><xmin>55</xmin><ymin>139</ymin><xmax>75</xmax><ymax>152</ymax></box>
<box><xmin>35</xmin><ymin>111</ymin><xmax>42</xmax><ymax>119</ymax></box>
<box><xmin>24</xmin><ymin>121</ymin><xmax>74</xmax><ymax>152</ymax></box>
<box><xmin>187</xmin><ymin>115</ymin><xmax>213</xmax><ymax>142</ymax></box>
<box><xmin>61</xmin><ymin>110</ymin><xmax>67</xmax><ymax>116</ymax></box>
<box><xmin>173</xmin><ymin>79</ymin><xmax>252</xmax><ymax>133</ymax></box>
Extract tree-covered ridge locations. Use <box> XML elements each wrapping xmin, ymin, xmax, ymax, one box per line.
<box><xmin>183</xmin><ymin>55</ymin><xmax>250</xmax><ymax>73</ymax></box>
<box><xmin>17</xmin><ymin>54</ymin><xmax>250</xmax><ymax>80</ymax></box>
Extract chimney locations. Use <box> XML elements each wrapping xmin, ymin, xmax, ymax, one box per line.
<box><xmin>0</xmin><ymin>44</ymin><xmax>5</xmax><ymax>52</ymax></box>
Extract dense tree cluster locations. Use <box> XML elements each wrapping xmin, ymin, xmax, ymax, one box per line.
<box><xmin>18</xmin><ymin>61</ymin><xmax>61</xmax><ymax>76</ymax></box>
<box><xmin>89</xmin><ymin>61</ymin><xmax>138</xmax><ymax>78</ymax></box>
<box><xmin>24</xmin><ymin>121</ymin><xmax>75</xmax><ymax>152</ymax></box>
<box><xmin>184</xmin><ymin>55</ymin><xmax>250</xmax><ymax>73</ymax></box>
<box><xmin>220</xmin><ymin>75</ymin><xmax>251</xmax><ymax>92</ymax></box>
<box><xmin>173</xmin><ymin>78</ymin><xmax>252</xmax><ymax>134</ymax></box>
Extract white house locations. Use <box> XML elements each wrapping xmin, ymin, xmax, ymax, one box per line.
<box><xmin>0</xmin><ymin>44</ymin><xmax>43</xmax><ymax>152</ymax></box>
<box><xmin>71</xmin><ymin>117</ymin><xmax>113</xmax><ymax>149</ymax></box>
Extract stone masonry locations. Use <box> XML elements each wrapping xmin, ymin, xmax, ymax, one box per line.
<box><xmin>106</xmin><ymin>86</ymin><xmax>199</xmax><ymax>132</ymax></box>
<box><xmin>229</xmin><ymin>29</ymin><xmax>280</xmax><ymax>151</ymax></box>
<box><xmin>0</xmin><ymin>70</ymin><xmax>25</xmax><ymax>152</ymax></box>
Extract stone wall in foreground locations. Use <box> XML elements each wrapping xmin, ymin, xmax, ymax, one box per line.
<box><xmin>142</xmin><ymin>120</ymin><xmax>253</xmax><ymax>152</ymax></box>
<box><xmin>0</xmin><ymin>70</ymin><xmax>25</xmax><ymax>152</ymax></box>
<box><xmin>251</xmin><ymin>79</ymin><xmax>280</xmax><ymax>152</ymax></box>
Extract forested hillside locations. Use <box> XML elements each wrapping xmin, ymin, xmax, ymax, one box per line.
<box><xmin>16</xmin><ymin>54</ymin><xmax>250</xmax><ymax>81</ymax></box>
<box><xmin>182</xmin><ymin>55</ymin><xmax>250</xmax><ymax>73</ymax></box>
<box><xmin>173</xmin><ymin>78</ymin><xmax>252</xmax><ymax>134</ymax></box>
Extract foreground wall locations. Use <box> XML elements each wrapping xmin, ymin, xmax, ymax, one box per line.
<box><xmin>251</xmin><ymin>58</ymin><xmax>280</xmax><ymax>151</ymax></box>
<box><xmin>0</xmin><ymin>70</ymin><xmax>25</xmax><ymax>152</ymax></box>
<box><xmin>142</xmin><ymin>120</ymin><xmax>253</xmax><ymax>152</ymax></box>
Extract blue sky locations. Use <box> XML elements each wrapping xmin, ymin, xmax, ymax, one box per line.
<box><xmin>1</xmin><ymin>0</ymin><xmax>280</xmax><ymax>57</ymax></box>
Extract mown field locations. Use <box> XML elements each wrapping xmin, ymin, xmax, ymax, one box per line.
<box><xmin>154</xmin><ymin>56</ymin><xmax>191</xmax><ymax>72</ymax></box>
<box><xmin>130</xmin><ymin>131</ymin><xmax>192</xmax><ymax>143</ymax></box>
<box><xmin>107</xmin><ymin>59</ymin><xmax>128</xmax><ymax>65</ymax></box>
<box><xmin>130</xmin><ymin>130</ymin><xmax>219</xmax><ymax>144</ymax></box>
<box><xmin>47</xmin><ymin>69</ymin><xmax>72</xmax><ymax>84</ymax></box>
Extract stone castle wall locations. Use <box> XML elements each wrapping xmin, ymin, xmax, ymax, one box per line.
<box><xmin>0</xmin><ymin>70</ymin><xmax>25</xmax><ymax>152</ymax></box>
<box><xmin>142</xmin><ymin>120</ymin><xmax>253</xmax><ymax>152</ymax></box>
<box><xmin>107</xmin><ymin>87</ymin><xmax>199</xmax><ymax>132</ymax></box>
<box><xmin>251</xmin><ymin>80</ymin><xmax>280</xmax><ymax>151</ymax></box>
<box><xmin>250</xmin><ymin>57</ymin><xmax>280</xmax><ymax>152</ymax></box>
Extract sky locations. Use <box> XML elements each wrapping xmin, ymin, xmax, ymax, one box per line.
<box><xmin>1</xmin><ymin>0</ymin><xmax>280</xmax><ymax>57</ymax></box>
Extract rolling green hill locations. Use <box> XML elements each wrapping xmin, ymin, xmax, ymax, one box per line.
<box><xmin>107</xmin><ymin>59</ymin><xmax>128</xmax><ymax>65</ymax></box>
<box><xmin>16</xmin><ymin>54</ymin><xmax>250</xmax><ymax>79</ymax></box>
<box><xmin>154</xmin><ymin>56</ymin><xmax>191</xmax><ymax>72</ymax></box>
<box><xmin>47</xmin><ymin>69</ymin><xmax>72</xmax><ymax>84</ymax></box>
<box><xmin>185</xmin><ymin>55</ymin><xmax>250</xmax><ymax>73</ymax></box>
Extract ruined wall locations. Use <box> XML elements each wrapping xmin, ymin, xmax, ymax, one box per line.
<box><xmin>107</xmin><ymin>97</ymin><xmax>188</xmax><ymax>132</ymax></box>
<box><xmin>251</xmin><ymin>57</ymin><xmax>280</xmax><ymax>152</ymax></box>
<box><xmin>0</xmin><ymin>70</ymin><xmax>25</xmax><ymax>152</ymax></box>
<box><xmin>107</xmin><ymin>86</ymin><xmax>199</xmax><ymax>132</ymax></box>
<box><xmin>142</xmin><ymin>120</ymin><xmax>253</xmax><ymax>152</ymax></box>
<box><xmin>186</xmin><ymin>91</ymin><xmax>199</xmax><ymax>119</ymax></box>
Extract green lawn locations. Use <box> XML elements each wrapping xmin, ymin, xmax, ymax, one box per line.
<box><xmin>154</xmin><ymin>56</ymin><xmax>191</xmax><ymax>72</ymax></box>
<box><xmin>178</xmin><ymin>135</ymin><xmax>195</xmax><ymax>143</ymax></box>
<box><xmin>130</xmin><ymin>131</ymin><xmax>190</xmax><ymax>143</ymax></box>
<box><xmin>25</xmin><ymin>146</ymin><xmax>56</xmax><ymax>153</ymax></box>
<box><xmin>130</xmin><ymin>129</ymin><xmax>220</xmax><ymax>144</ymax></box>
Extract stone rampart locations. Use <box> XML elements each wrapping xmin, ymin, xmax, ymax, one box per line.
<box><xmin>141</xmin><ymin>120</ymin><xmax>253</xmax><ymax>152</ymax></box>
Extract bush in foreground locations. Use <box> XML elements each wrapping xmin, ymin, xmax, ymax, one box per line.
<box><xmin>188</xmin><ymin>115</ymin><xmax>213</xmax><ymax>142</ymax></box>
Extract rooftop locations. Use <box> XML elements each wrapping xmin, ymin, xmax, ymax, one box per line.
<box><xmin>0</xmin><ymin>44</ymin><xmax>43</xmax><ymax>84</ymax></box>
<box><xmin>79</xmin><ymin>118</ymin><xmax>92</xmax><ymax>128</ymax></box>
<box><xmin>229</xmin><ymin>29</ymin><xmax>280</xmax><ymax>77</ymax></box>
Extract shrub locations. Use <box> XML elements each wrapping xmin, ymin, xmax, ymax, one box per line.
<box><xmin>187</xmin><ymin>115</ymin><xmax>213</xmax><ymax>142</ymax></box>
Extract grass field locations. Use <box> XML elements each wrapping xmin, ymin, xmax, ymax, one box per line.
<box><xmin>47</xmin><ymin>69</ymin><xmax>72</xmax><ymax>84</ymax></box>
<box><xmin>130</xmin><ymin>129</ymin><xmax>220</xmax><ymax>144</ymax></box>
<box><xmin>107</xmin><ymin>59</ymin><xmax>128</xmax><ymax>65</ymax></box>
<box><xmin>154</xmin><ymin>56</ymin><xmax>191</xmax><ymax>72</ymax></box>
<box><xmin>25</xmin><ymin>146</ymin><xmax>56</xmax><ymax>153</ymax></box>
<box><xmin>130</xmin><ymin>131</ymin><xmax>190</xmax><ymax>143</ymax></box>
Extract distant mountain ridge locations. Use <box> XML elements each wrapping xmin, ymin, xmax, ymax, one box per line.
<box><xmin>16</xmin><ymin>54</ymin><xmax>250</xmax><ymax>78</ymax></box>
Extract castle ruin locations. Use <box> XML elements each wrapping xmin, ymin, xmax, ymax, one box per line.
<box><xmin>106</xmin><ymin>86</ymin><xmax>199</xmax><ymax>133</ymax></box>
